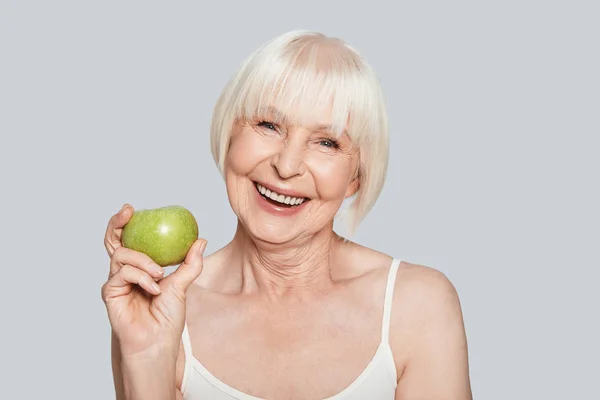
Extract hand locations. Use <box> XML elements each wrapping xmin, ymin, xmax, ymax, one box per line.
<box><xmin>101</xmin><ymin>204</ymin><xmax>207</xmax><ymax>360</ymax></box>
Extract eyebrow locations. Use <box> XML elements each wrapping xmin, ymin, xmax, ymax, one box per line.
<box><xmin>314</xmin><ymin>125</ymin><xmax>348</xmax><ymax>137</ymax></box>
<box><xmin>259</xmin><ymin>106</ymin><xmax>347</xmax><ymax>135</ymax></box>
<box><xmin>257</xmin><ymin>106</ymin><xmax>289</xmax><ymax>122</ymax></box>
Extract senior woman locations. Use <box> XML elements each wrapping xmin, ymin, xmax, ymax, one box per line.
<box><xmin>102</xmin><ymin>30</ymin><xmax>472</xmax><ymax>400</ymax></box>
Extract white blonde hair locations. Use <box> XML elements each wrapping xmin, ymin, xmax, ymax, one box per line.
<box><xmin>210</xmin><ymin>30</ymin><xmax>389</xmax><ymax>233</ymax></box>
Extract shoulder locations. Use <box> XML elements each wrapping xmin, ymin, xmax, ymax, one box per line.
<box><xmin>394</xmin><ymin>262</ymin><xmax>461</xmax><ymax>310</ymax></box>
<box><xmin>389</xmin><ymin>262</ymin><xmax>470</xmax><ymax>389</ymax></box>
<box><xmin>390</xmin><ymin>261</ymin><xmax>465</xmax><ymax>339</ymax></box>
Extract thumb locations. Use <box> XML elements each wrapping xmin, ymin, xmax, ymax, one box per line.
<box><xmin>169</xmin><ymin>239</ymin><xmax>207</xmax><ymax>291</ymax></box>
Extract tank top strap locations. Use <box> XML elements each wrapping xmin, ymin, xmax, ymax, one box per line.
<box><xmin>381</xmin><ymin>258</ymin><xmax>401</xmax><ymax>343</ymax></box>
<box><xmin>182</xmin><ymin>322</ymin><xmax>193</xmax><ymax>357</ymax></box>
<box><xmin>180</xmin><ymin>322</ymin><xmax>194</xmax><ymax>394</ymax></box>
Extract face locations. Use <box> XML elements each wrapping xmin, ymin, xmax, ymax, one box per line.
<box><xmin>223</xmin><ymin>106</ymin><xmax>360</xmax><ymax>244</ymax></box>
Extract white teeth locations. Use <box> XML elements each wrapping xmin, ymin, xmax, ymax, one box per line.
<box><xmin>256</xmin><ymin>183</ymin><xmax>307</xmax><ymax>206</ymax></box>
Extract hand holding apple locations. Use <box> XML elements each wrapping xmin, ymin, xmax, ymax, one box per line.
<box><xmin>101</xmin><ymin>204</ymin><xmax>206</xmax><ymax>360</ymax></box>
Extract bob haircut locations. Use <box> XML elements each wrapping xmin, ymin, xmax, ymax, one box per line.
<box><xmin>210</xmin><ymin>30</ymin><xmax>389</xmax><ymax>233</ymax></box>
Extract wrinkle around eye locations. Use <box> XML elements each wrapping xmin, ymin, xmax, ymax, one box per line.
<box><xmin>318</xmin><ymin>139</ymin><xmax>340</xmax><ymax>149</ymax></box>
<box><xmin>257</xmin><ymin>121</ymin><xmax>277</xmax><ymax>131</ymax></box>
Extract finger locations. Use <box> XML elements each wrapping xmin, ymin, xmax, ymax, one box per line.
<box><xmin>110</xmin><ymin>246</ymin><xmax>165</xmax><ymax>279</ymax></box>
<box><xmin>102</xmin><ymin>264</ymin><xmax>161</xmax><ymax>303</ymax></box>
<box><xmin>104</xmin><ymin>204</ymin><xmax>134</xmax><ymax>257</ymax></box>
<box><xmin>169</xmin><ymin>239</ymin><xmax>207</xmax><ymax>292</ymax></box>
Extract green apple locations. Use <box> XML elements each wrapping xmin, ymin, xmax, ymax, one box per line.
<box><xmin>121</xmin><ymin>205</ymin><xmax>199</xmax><ymax>267</ymax></box>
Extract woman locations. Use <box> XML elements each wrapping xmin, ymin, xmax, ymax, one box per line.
<box><xmin>102</xmin><ymin>30</ymin><xmax>472</xmax><ymax>400</ymax></box>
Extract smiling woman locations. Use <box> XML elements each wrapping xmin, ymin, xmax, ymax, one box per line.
<box><xmin>224</xmin><ymin>101</ymin><xmax>363</xmax><ymax>243</ymax></box>
<box><xmin>101</xmin><ymin>30</ymin><xmax>472</xmax><ymax>400</ymax></box>
<box><xmin>211</xmin><ymin>30</ymin><xmax>389</xmax><ymax>235</ymax></box>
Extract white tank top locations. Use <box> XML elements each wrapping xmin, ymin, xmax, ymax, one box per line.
<box><xmin>180</xmin><ymin>258</ymin><xmax>401</xmax><ymax>399</ymax></box>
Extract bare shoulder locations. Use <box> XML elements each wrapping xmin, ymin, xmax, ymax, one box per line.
<box><xmin>390</xmin><ymin>262</ymin><xmax>472</xmax><ymax>398</ymax></box>
<box><xmin>390</xmin><ymin>262</ymin><xmax>466</xmax><ymax>343</ymax></box>
<box><xmin>394</xmin><ymin>262</ymin><xmax>462</xmax><ymax>311</ymax></box>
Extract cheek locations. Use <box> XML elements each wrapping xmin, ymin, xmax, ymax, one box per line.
<box><xmin>224</xmin><ymin>130</ymin><xmax>276</xmax><ymax>212</ymax></box>
<box><xmin>226</xmin><ymin>130</ymin><xmax>275</xmax><ymax>175</ymax></box>
<box><xmin>307</xmin><ymin>155</ymin><xmax>355</xmax><ymax>200</ymax></box>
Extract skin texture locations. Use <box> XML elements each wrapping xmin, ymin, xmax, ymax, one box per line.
<box><xmin>122</xmin><ymin>206</ymin><xmax>199</xmax><ymax>267</ymax></box>
<box><xmin>102</xmin><ymin>105</ymin><xmax>472</xmax><ymax>399</ymax></box>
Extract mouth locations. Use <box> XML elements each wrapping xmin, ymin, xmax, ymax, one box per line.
<box><xmin>254</xmin><ymin>182</ymin><xmax>309</xmax><ymax>208</ymax></box>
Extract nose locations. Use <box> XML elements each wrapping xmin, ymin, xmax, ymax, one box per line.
<box><xmin>270</xmin><ymin>137</ymin><xmax>306</xmax><ymax>179</ymax></box>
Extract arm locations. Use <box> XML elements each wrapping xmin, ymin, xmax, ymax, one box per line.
<box><xmin>111</xmin><ymin>330</ymin><xmax>125</xmax><ymax>400</ymax></box>
<box><xmin>112</xmin><ymin>330</ymin><xmax>182</xmax><ymax>400</ymax></box>
<box><xmin>119</xmin><ymin>347</ymin><xmax>179</xmax><ymax>400</ymax></box>
<box><xmin>394</xmin><ymin>268</ymin><xmax>472</xmax><ymax>400</ymax></box>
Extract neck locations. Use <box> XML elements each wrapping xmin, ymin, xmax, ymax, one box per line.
<box><xmin>228</xmin><ymin>219</ymin><xmax>342</xmax><ymax>300</ymax></box>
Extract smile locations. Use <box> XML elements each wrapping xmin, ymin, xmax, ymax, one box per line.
<box><xmin>254</xmin><ymin>182</ymin><xmax>308</xmax><ymax>207</ymax></box>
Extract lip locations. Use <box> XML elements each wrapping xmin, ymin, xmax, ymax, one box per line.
<box><xmin>253</xmin><ymin>181</ymin><xmax>309</xmax><ymax>199</ymax></box>
<box><xmin>253</xmin><ymin>182</ymin><xmax>310</xmax><ymax>216</ymax></box>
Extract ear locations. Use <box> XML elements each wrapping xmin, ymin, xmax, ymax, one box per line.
<box><xmin>344</xmin><ymin>175</ymin><xmax>360</xmax><ymax>198</ymax></box>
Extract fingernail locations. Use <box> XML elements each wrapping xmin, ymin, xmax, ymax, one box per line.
<box><xmin>152</xmin><ymin>282</ymin><xmax>161</xmax><ymax>293</ymax></box>
<box><xmin>152</xmin><ymin>266</ymin><xmax>164</xmax><ymax>277</ymax></box>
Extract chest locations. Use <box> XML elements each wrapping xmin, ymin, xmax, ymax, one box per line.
<box><xmin>185</xmin><ymin>296</ymin><xmax>387</xmax><ymax>399</ymax></box>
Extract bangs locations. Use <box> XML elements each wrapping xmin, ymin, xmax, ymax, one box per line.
<box><xmin>230</xmin><ymin>37</ymin><xmax>373</xmax><ymax>145</ymax></box>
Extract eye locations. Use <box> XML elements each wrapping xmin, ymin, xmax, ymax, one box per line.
<box><xmin>257</xmin><ymin>121</ymin><xmax>278</xmax><ymax>131</ymax></box>
<box><xmin>319</xmin><ymin>138</ymin><xmax>340</xmax><ymax>149</ymax></box>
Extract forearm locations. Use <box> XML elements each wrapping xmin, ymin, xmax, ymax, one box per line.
<box><xmin>120</xmin><ymin>348</ymin><xmax>178</xmax><ymax>400</ymax></box>
<box><xmin>111</xmin><ymin>330</ymin><xmax>125</xmax><ymax>400</ymax></box>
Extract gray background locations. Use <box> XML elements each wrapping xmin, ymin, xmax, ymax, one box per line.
<box><xmin>1</xmin><ymin>1</ymin><xmax>598</xmax><ymax>399</ymax></box>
